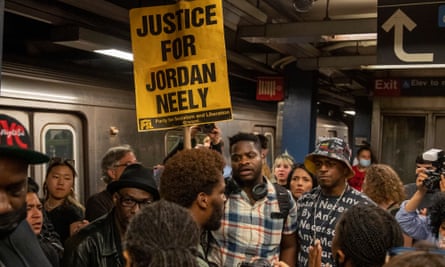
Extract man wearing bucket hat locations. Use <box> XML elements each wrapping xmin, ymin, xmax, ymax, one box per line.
<box><xmin>63</xmin><ymin>163</ymin><xmax>159</xmax><ymax>267</ymax></box>
<box><xmin>0</xmin><ymin>114</ymin><xmax>52</xmax><ymax>266</ymax></box>
<box><xmin>297</xmin><ymin>137</ymin><xmax>374</xmax><ymax>267</ymax></box>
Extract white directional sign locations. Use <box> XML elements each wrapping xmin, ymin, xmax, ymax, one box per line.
<box><xmin>378</xmin><ymin>0</ymin><xmax>445</xmax><ymax>65</ymax></box>
<box><xmin>381</xmin><ymin>9</ymin><xmax>434</xmax><ymax>62</ymax></box>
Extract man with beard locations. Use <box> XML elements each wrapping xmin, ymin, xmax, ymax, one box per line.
<box><xmin>0</xmin><ymin>114</ymin><xmax>52</xmax><ymax>267</ymax></box>
<box><xmin>298</xmin><ymin>138</ymin><xmax>373</xmax><ymax>267</ymax></box>
<box><xmin>208</xmin><ymin>132</ymin><xmax>298</xmax><ymax>267</ymax></box>
<box><xmin>159</xmin><ymin>148</ymin><xmax>226</xmax><ymax>267</ymax></box>
<box><xmin>63</xmin><ymin>163</ymin><xmax>159</xmax><ymax>267</ymax></box>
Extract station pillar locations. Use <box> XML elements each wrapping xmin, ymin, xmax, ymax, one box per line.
<box><xmin>352</xmin><ymin>96</ymin><xmax>373</xmax><ymax>155</ymax></box>
<box><xmin>281</xmin><ymin>64</ymin><xmax>318</xmax><ymax>162</ymax></box>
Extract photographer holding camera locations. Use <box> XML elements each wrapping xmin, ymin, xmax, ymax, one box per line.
<box><xmin>396</xmin><ymin>149</ymin><xmax>445</xmax><ymax>248</ymax></box>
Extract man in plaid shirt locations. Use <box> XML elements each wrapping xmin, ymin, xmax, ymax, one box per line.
<box><xmin>208</xmin><ymin>132</ymin><xmax>297</xmax><ymax>267</ymax></box>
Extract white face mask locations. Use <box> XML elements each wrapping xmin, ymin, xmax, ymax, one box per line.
<box><xmin>359</xmin><ymin>158</ymin><xmax>371</xmax><ymax>167</ymax></box>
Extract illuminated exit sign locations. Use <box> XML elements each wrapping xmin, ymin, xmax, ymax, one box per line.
<box><xmin>375</xmin><ymin>78</ymin><xmax>445</xmax><ymax>96</ymax></box>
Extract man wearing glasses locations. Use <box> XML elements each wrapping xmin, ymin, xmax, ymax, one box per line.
<box><xmin>85</xmin><ymin>145</ymin><xmax>139</xmax><ymax>221</ymax></box>
<box><xmin>63</xmin><ymin>163</ymin><xmax>159</xmax><ymax>267</ymax></box>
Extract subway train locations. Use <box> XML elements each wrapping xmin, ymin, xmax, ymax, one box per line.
<box><xmin>0</xmin><ymin>64</ymin><xmax>349</xmax><ymax>203</ymax></box>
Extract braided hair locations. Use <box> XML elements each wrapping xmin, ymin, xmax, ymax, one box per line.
<box><xmin>334</xmin><ymin>204</ymin><xmax>404</xmax><ymax>267</ymax></box>
<box><xmin>428</xmin><ymin>192</ymin><xmax>445</xmax><ymax>238</ymax></box>
<box><xmin>125</xmin><ymin>200</ymin><xmax>200</xmax><ymax>267</ymax></box>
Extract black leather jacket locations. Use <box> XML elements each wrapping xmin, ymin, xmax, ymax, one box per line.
<box><xmin>62</xmin><ymin>209</ymin><xmax>124</xmax><ymax>267</ymax></box>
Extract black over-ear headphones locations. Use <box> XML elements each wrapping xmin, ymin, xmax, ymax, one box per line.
<box><xmin>225</xmin><ymin>178</ymin><xmax>268</xmax><ymax>201</ymax></box>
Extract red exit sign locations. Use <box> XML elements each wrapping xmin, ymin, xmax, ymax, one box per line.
<box><xmin>374</xmin><ymin>79</ymin><xmax>401</xmax><ymax>96</ymax></box>
<box><xmin>256</xmin><ymin>76</ymin><xmax>284</xmax><ymax>101</ymax></box>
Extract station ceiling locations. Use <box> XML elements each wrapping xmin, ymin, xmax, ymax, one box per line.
<box><xmin>3</xmin><ymin>0</ymin><xmax>444</xmax><ymax>112</ymax></box>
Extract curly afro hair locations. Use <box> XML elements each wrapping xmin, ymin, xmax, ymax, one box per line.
<box><xmin>159</xmin><ymin>148</ymin><xmax>225</xmax><ymax>208</ymax></box>
<box><xmin>428</xmin><ymin>192</ymin><xmax>445</xmax><ymax>238</ymax></box>
<box><xmin>362</xmin><ymin>164</ymin><xmax>406</xmax><ymax>206</ymax></box>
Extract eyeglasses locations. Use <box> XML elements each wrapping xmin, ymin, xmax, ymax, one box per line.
<box><xmin>387</xmin><ymin>246</ymin><xmax>445</xmax><ymax>257</ymax></box>
<box><xmin>112</xmin><ymin>161</ymin><xmax>141</xmax><ymax>168</ymax></box>
<box><xmin>48</xmin><ymin>157</ymin><xmax>75</xmax><ymax>167</ymax></box>
<box><xmin>313</xmin><ymin>159</ymin><xmax>337</xmax><ymax>169</ymax></box>
<box><xmin>117</xmin><ymin>193</ymin><xmax>153</xmax><ymax>208</ymax></box>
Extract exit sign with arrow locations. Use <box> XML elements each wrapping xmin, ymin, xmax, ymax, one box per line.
<box><xmin>378</xmin><ymin>0</ymin><xmax>445</xmax><ymax>65</ymax></box>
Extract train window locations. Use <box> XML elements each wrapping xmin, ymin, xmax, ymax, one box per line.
<box><xmin>328</xmin><ymin>130</ymin><xmax>338</xmax><ymax>138</ymax></box>
<box><xmin>45</xmin><ymin>129</ymin><xmax>74</xmax><ymax>159</ymax></box>
<box><xmin>164</xmin><ymin>129</ymin><xmax>208</xmax><ymax>156</ymax></box>
<box><xmin>381</xmin><ymin>116</ymin><xmax>425</xmax><ymax>184</ymax></box>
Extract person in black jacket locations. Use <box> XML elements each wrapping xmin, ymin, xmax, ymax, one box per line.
<box><xmin>63</xmin><ymin>164</ymin><xmax>159</xmax><ymax>267</ymax></box>
<box><xmin>0</xmin><ymin>114</ymin><xmax>52</xmax><ymax>267</ymax></box>
<box><xmin>26</xmin><ymin>177</ymin><xmax>63</xmax><ymax>267</ymax></box>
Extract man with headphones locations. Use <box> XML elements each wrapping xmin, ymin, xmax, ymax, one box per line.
<box><xmin>208</xmin><ymin>132</ymin><xmax>297</xmax><ymax>267</ymax></box>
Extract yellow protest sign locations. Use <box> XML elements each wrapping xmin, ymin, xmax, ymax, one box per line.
<box><xmin>130</xmin><ymin>0</ymin><xmax>232</xmax><ymax>131</ymax></box>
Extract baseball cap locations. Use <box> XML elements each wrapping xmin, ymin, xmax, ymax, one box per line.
<box><xmin>304</xmin><ymin>137</ymin><xmax>354</xmax><ymax>179</ymax></box>
<box><xmin>0</xmin><ymin>114</ymin><xmax>49</xmax><ymax>164</ymax></box>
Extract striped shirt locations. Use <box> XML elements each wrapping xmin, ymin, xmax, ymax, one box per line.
<box><xmin>208</xmin><ymin>179</ymin><xmax>298</xmax><ymax>267</ymax></box>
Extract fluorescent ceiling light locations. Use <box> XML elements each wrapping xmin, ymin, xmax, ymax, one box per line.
<box><xmin>94</xmin><ymin>49</ymin><xmax>133</xmax><ymax>62</ymax></box>
<box><xmin>321</xmin><ymin>33</ymin><xmax>377</xmax><ymax>42</ymax></box>
<box><xmin>52</xmin><ymin>27</ymin><xmax>133</xmax><ymax>62</ymax></box>
<box><xmin>344</xmin><ymin>110</ymin><xmax>356</xmax><ymax>116</ymax></box>
<box><xmin>361</xmin><ymin>64</ymin><xmax>445</xmax><ymax>70</ymax></box>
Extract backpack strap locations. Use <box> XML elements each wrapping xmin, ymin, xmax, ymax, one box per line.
<box><xmin>273</xmin><ymin>183</ymin><xmax>291</xmax><ymax>220</ymax></box>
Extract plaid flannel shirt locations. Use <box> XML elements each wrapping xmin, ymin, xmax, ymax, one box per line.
<box><xmin>208</xmin><ymin>179</ymin><xmax>298</xmax><ymax>267</ymax></box>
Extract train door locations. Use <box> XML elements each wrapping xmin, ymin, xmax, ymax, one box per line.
<box><xmin>0</xmin><ymin>109</ymin><xmax>84</xmax><ymax>202</ymax></box>
<box><xmin>379</xmin><ymin>115</ymin><xmax>426</xmax><ymax>184</ymax></box>
<box><xmin>433</xmin><ymin>114</ymin><xmax>445</xmax><ymax>150</ymax></box>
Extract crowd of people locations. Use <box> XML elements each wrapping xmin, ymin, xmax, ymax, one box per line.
<box><xmin>1</xmin><ymin>113</ymin><xmax>445</xmax><ymax>267</ymax></box>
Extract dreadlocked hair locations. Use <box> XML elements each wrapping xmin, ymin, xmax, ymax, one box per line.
<box><xmin>428</xmin><ymin>192</ymin><xmax>445</xmax><ymax>238</ymax></box>
<box><xmin>125</xmin><ymin>200</ymin><xmax>200</xmax><ymax>267</ymax></box>
<box><xmin>335</xmin><ymin>204</ymin><xmax>404</xmax><ymax>267</ymax></box>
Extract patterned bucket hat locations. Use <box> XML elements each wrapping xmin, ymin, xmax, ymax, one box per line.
<box><xmin>304</xmin><ymin>137</ymin><xmax>354</xmax><ymax>179</ymax></box>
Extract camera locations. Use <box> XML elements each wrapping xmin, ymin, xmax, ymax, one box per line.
<box><xmin>201</xmin><ymin>123</ymin><xmax>216</xmax><ymax>134</ymax></box>
<box><xmin>422</xmin><ymin>148</ymin><xmax>445</xmax><ymax>191</ymax></box>
<box><xmin>239</xmin><ymin>259</ymin><xmax>271</xmax><ymax>267</ymax></box>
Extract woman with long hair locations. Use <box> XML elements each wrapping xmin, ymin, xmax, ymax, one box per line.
<box><xmin>43</xmin><ymin>158</ymin><xmax>87</xmax><ymax>243</ymax></box>
<box><xmin>286</xmin><ymin>163</ymin><xmax>317</xmax><ymax>200</ymax></box>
